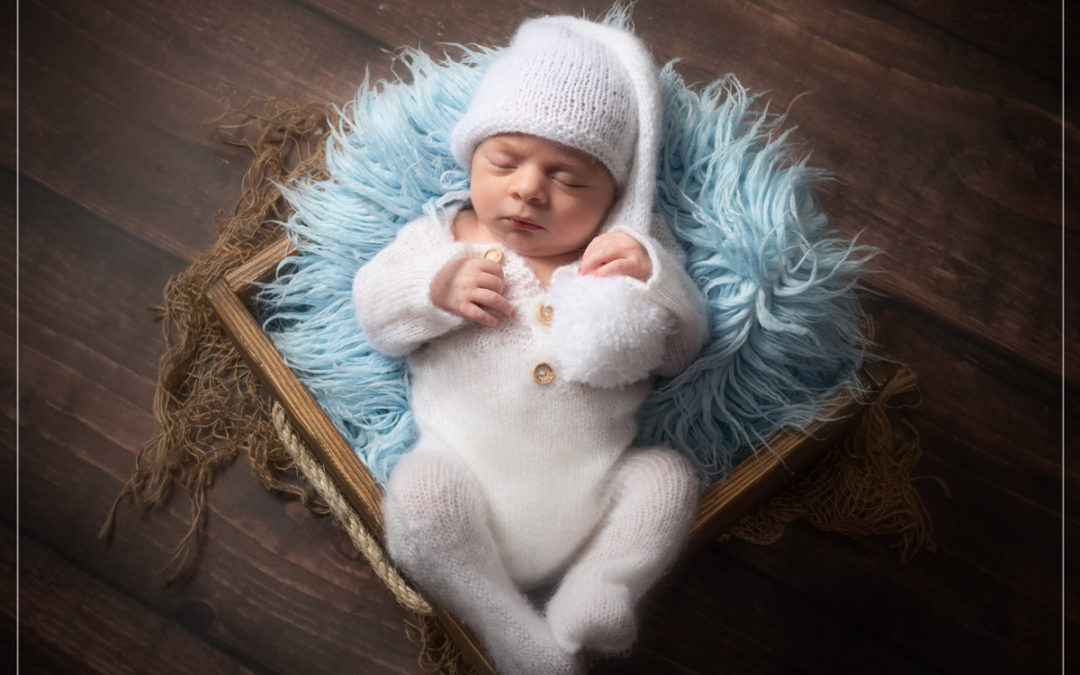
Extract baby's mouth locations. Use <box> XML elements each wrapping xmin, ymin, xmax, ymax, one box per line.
<box><xmin>506</xmin><ymin>216</ymin><xmax>542</xmax><ymax>231</ymax></box>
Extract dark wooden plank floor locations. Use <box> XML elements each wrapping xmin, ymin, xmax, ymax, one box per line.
<box><xmin>11</xmin><ymin>0</ymin><xmax>1071</xmax><ymax>672</ymax></box>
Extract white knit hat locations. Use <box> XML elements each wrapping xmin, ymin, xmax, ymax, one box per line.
<box><xmin>451</xmin><ymin>15</ymin><xmax>662</xmax><ymax>236</ymax></box>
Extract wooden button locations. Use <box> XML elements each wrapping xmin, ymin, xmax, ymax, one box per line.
<box><xmin>532</xmin><ymin>362</ymin><xmax>554</xmax><ymax>385</ymax></box>
<box><xmin>482</xmin><ymin>247</ymin><xmax>503</xmax><ymax>264</ymax></box>
<box><xmin>536</xmin><ymin>304</ymin><xmax>554</xmax><ymax>325</ymax></box>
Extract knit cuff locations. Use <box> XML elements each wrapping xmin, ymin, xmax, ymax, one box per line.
<box><xmin>353</xmin><ymin>241</ymin><xmax>470</xmax><ymax>357</ymax></box>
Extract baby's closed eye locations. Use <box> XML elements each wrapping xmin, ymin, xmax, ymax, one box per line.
<box><xmin>551</xmin><ymin>171</ymin><xmax>588</xmax><ymax>187</ymax></box>
<box><xmin>485</xmin><ymin>151</ymin><xmax>518</xmax><ymax>169</ymax></box>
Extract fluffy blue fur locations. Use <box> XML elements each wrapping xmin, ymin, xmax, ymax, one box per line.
<box><xmin>258</xmin><ymin>20</ymin><xmax>873</xmax><ymax>485</ymax></box>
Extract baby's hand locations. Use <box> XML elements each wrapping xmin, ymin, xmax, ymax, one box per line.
<box><xmin>578</xmin><ymin>231</ymin><xmax>652</xmax><ymax>282</ymax></box>
<box><xmin>430</xmin><ymin>257</ymin><xmax>515</xmax><ymax>327</ymax></box>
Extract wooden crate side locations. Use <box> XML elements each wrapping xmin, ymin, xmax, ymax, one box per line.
<box><xmin>224</xmin><ymin>236</ymin><xmax>296</xmax><ymax>299</ymax></box>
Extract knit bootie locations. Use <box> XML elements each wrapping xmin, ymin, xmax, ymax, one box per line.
<box><xmin>546</xmin><ymin>447</ymin><xmax>699</xmax><ymax>654</ymax></box>
<box><xmin>383</xmin><ymin>448</ymin><xmax>583</xmax><ymax>675</ymax></box>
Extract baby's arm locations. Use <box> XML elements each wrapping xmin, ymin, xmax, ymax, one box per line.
<box><xmin>353</xmin><ymin>216</ymin><xmax>472</xmax><ymax>357</ymax></box>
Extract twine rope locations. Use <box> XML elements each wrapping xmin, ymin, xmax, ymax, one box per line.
<box><xmin>270</xmin><ymin>401</ymin><xmax>435</xmax><ymax>616</ymax></box>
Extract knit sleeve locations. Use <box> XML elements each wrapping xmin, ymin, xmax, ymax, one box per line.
<box><xmin>353</xmin><ymin>215</ymin><xmax>470</xmax><ymax>357</ymax></box>
<box><xmin>624</xmin><ymin>215</ymin><xmax>710</xmax><ymax>377</ymax></box>
<box><xmin>549</xmin><ymin>215</ymin><xmax>708</xmax><ymax>388</ymax></box>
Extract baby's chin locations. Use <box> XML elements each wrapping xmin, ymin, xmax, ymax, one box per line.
<box><xmin>494</xmin><ymin>226</ymin><xmax>595</xmax><ymax>257</ymax></box>
<box><xmin>498</xmin><ymin>235</ymin><xmax>585</xmax><ymax>263</ymax></box>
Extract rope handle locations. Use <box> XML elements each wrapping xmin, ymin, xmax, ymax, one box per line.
<box><xmin>270</xmin><ymin>401</ymin><xmax>435</xmax><ymax>616</ymax></box>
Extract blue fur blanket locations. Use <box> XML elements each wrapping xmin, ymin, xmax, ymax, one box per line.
<box><xmin>258</xmin><ymin>33</ymin><xmax>872</xmax><ymax>486</ymax></box>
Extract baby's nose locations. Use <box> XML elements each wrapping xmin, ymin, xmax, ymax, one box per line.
<box><xmin>512</xmin><ymin>167</ymin><xmax>547</xmax><ymax>203</ymax></box>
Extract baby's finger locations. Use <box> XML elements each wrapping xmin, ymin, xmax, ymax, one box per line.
<box><xmin>471</xmin><ymin>288</ymin><xmax>515</xmax><ymax>319</ymax></box>
<box><xmin>459</xmin><ymin>300</ymin><xmax>501</xmax><ymax>327</ymax></box>
<box><xmin>593</xmin><ymin>258</ymin><xmax>630</xmax><ymax>278</ymax></box>
<box><xmin>594</xmin><ymin>256</ymin><xmax>649</xmax><ymax>281</ymax></box>
<box><xmin>473</xmin><ymin>258</ymin><xmax>506</xmax><ymax>280</ymax></box>
<box><xmin>474</xmin><ymin>271</ymin><xmax>506</xmax><ymax>294</ymax></box>
<box><xmin>578</xmin><ymin>249</ymin><xmax>613</xmax><ymax>276</ymax></box>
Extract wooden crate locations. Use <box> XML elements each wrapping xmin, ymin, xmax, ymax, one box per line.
<box><xmin>207</xmin><ymin>237</ymin><xmax>896</xmax><ymax>674</ymax></box>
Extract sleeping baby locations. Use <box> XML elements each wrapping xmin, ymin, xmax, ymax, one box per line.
<box><xmin>353</xmin><ymin>15</ymin><xmax>708</xmax><ymax>674</ymax></box>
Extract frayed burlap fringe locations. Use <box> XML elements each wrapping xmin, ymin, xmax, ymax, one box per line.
<box><xmin>722</xmin><ymin>364</ymin><xmax>942</xmax><ymax>562</ymax></box>
<box><xmin>101</xmin><ymin>97</ymin><xmax>339</xmax><ymax>582</ymax></box>
<box><xmin>406</xmin><ymin>615</ymin><xmax>479</xmax><ymax>675</ymax></box>
<box><xmin>106</xmin><ymin>99</ymin><xmax>937</xmax><ymax>670</ymax></box>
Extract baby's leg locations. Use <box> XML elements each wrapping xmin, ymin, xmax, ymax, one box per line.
<box><xmin>383</xmin><ymin>447</ymin><xmax>582</xmax><ymax>675</ymax></box>
<box><xmin>546</xmin><ymin>447</ymin><xmax>698</xmax><ymax>655</ymax></box>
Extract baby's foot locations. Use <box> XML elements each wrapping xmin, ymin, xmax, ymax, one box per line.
<box><xmin>485</xmin><ymin>611</ymin><xmax>583</xmax><ymax>675</ymax></box>
<box><xmin>546</xmin><ymin>579</ymin><xmax>638</xmax><ymax>656</ymax></box>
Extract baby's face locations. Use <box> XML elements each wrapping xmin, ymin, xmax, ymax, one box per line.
<box><xmin>468</xmin><ymin>133</ymin><xmax>616</xmax><ymax>260</ymax></box>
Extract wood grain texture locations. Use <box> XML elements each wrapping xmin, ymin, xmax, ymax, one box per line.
<box><xmin>14</xmin><ymin>0</ymin><xmax>1067</xmax><ymax>673</ymax></box>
